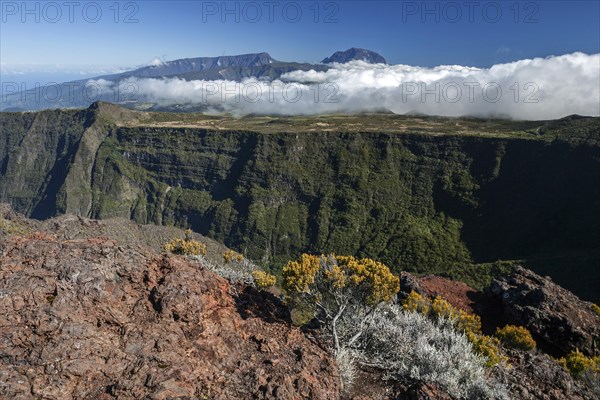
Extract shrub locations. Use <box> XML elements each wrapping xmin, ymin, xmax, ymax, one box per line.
<box><xmin>282</xmin><ymin>254</ymin><xmax>399</xmax><ymax>390</ymax></box>
<box><xmin>282</xmin><ymin>254</ymin><xmax>399</xmax><ymax>354</ymax></box>
<box><xmin>592</xmin><ymin>303</ymin><xmax>600</xmax><ymax>316</ymax></box>
<box><xmin>282</xmin><ymin>253</ymin><xmax>321</xmax><ymax>293</ymax></box>
<box><xmin>163</xmin><ymin>229</ymin><xmax>207</xmax><ymax>256</ymax></box>
<box><xmin>252</xmin><ymin>270</ymin><xmax>276</xmax><ymax>288</ymax></box>
<box><xmin>430</xmin><ymin>296</ymin><xmax>456</xmax><ymax>320</ymax></box>
<box><xmin>190</xmin><ymin>254</ymin><xmax>256</xmax><ymax>285</ymax></box>
<box><xmin>402</xmin><ymin>290</ymin><xmax>430</xmax><ymax>315</ymax></box>
<box><xmin>401</xmin><ymin>291</ymin><xmax>504</xmax><ymax>367</ymax></box>
<box><xmin>357</xmin><ymin>304</ymin><xmax>509</xmax><ymax>399</ymax></box>
<box><xmin>495</xmin><ymin>325</ymin><xmax>536</xmax><ymax>351</ymax></box>
<box><xmin>455</xmin><ymin>309</ymin><xmax>483</xmax><ymax>335</ymax></box>
<box><xmin>466</xmin><ymin>331</ymin><xmax>505</xmax><ymax>368</ymax></box>
<box><xmin>558</xmin><ymin>350</ymin><xmax>600</xmax><ymax>378</ymax></box>
<box><xmin>223</xmin><ymin>249</ymin><xmax>244</xmax><ymax>264</ymax></box>
<box><xmin>558</xmin><ymin>350</ymin><xmax>600</xmax><ymax>394</ymax></box>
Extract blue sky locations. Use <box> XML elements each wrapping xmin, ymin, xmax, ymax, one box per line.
<box><xmin>1</xmin><ymin>0</ymin><xmax>599</xmax><ymax>77</ymax></box>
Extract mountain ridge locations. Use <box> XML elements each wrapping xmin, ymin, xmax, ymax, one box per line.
<box><xmin>95</xmin><ymin>52</ymin><xmax>278</xmax><ymax>80</ymax></box>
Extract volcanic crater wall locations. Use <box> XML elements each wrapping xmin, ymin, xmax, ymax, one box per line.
<box><xmin>1</xmin><ymin>108</ymin><xmax>599</xmax><ymax>301</ymax></box>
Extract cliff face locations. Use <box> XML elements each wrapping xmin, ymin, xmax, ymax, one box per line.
<box><xmin>1</xmin><ymin>104</ymin><xmax>599</xmax><ymax>301</ymax></box>
<box><xmin>0</xmin><ymin>108</ymin><xmax>93</xmax><ymax>217</ymax></box>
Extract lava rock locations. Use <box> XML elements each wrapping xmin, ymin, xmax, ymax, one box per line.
<box><xmin>488</xmin><ymin>266</ymin><xmax>600</xmax><ymax>357</ymax></box>
<box><xmin>0</xmin><ymin>234</ymin><xmax>340</xmax><ymax>399</ymax></box>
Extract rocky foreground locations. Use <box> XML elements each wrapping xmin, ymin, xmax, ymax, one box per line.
<box><xmin>0</xmin><ymin>207</ymin><xmax>599</xmax><ymax>399</ymax></box>
<box><xmin>0</xmin><ymin>233</ymin><xmax>339</xmax><ymax>399</ymax></box>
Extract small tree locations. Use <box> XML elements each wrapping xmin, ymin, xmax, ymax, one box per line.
<box><xmin>282</xmin><ymin>254</ymin><xmax>399</xmax><ymax>354</ymax></box>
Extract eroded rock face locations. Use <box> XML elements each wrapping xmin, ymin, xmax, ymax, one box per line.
<box><xmin>0</xmin><ymin>234</ymin><xmax>340</xmax><ymax>400</ymax></box>
<box><xmin>489</xmin><ymin>266</ymin><xmax>600</xmax><ymax>357</ymax></box>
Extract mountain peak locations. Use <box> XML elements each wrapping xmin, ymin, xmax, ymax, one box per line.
<box><xmin>321</xmin><ymin>48</ymin><xmax>387</xmax><ymax>64</ymax></box>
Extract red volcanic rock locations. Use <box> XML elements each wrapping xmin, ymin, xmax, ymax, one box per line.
<box><xmin>419</xmin><ymin>275</ymin><xmax>478</xmax><ymax>314</ymax></box>
<box><xmin>0</xmin><ymin>234</ymin><xmax>340</xmax><ymax>400</ymax></box>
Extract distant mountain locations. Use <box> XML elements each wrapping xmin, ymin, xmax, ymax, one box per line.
<box><xmin>321</xmin><ymin>48</ymin><xmax>387</xmax><ymax>64</ymax></box>
<box><xmin>97</xmin><ymin>52</ymin><xmax>277</xmax><ymax>80</ymax></box>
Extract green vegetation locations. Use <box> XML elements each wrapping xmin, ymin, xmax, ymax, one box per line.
<box><xmin>223</xmin><ymin>249</ymin><xmax>244</xmax><ymax>263</ymax></box>
<box><xmin>558</xmin><ymin>350</ymin><xmax>600</xmax><ymax>387</ymax></box>
<box><xmin>0</xmin><ymin>214</ymin><xmax>29</xmax><ymax>236</ymax></box>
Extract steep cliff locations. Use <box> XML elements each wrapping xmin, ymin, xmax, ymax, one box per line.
<box><xmin>1</xmin><ymin>104</ymin><xmax>599</xmax><ymax>301</ymax></box>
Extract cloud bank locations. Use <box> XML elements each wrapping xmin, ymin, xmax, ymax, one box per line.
<box><xmin>93</xmin><ymin>52</ymin><xmax>600</xmax><ymax>120</ymax></box>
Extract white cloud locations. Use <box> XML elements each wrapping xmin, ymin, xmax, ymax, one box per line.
<box><xmin>96</xmin><ymin>53</ymin><xmax>600</xmax><ymax>120</ymax></box>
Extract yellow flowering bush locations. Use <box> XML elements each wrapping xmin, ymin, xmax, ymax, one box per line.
<box><xmin>252</xmin><ymin>270</ymin><xmax>277</xmax><ymax>288</ymax></box>
<box><xmin>282</xmin><ymin>254</ymin><xmax>399</xmax><ymax>354</ymax></box>
<box><xmin>283</xmin><ymin>254</ymin><xmax>399</xmax><ymax>303</ymax></box>
<box><xmin>466</xmin><ymin>331</ymin><xmax>505</xmax><ymax>367</ymax></box>
<box><xmin>163</xmin><ymin>229</ymin><xmax>207</xmax><ymax>256</ymax></box>
<box><xmin>334</xmin><ymin>255</ymin><xmax>400</xmax><ymax>304</ymax></box>
<box><xmin>402</xmin><ymin>291</ymin><xmax>430</xmax><ymax>315</ymax></box>
<box><xmin>431</xmin><ymin>296</ymin><xmax>456</xmax><ymax>320</ymax></box>
<box><xmin>282</xmin><ymin>253</ymin><xmax>321</xmax><ymax>293</ymax></box>
<box><xmin>558</xmin><ymin>349</ymin><xmax>600</xmax><ymax>378</ymax></box>
<box><xmin>223</xmin><ymin>249</ymin><xmax>244</xmax><ymax>263</ymax></box>
<box><xmin>592</xmin><ymin>303</ymin><xmax>600</xmax><ymax>316</ymax></box>
<box><xmin>455</xmin><ymin>309</ymin><xmax>483</xmax><ymax>334</ymax></box>
<box><xmin>495</xmin><ymin>325</ymin><xmax>536</xmax><ymax>351</ymax></box>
